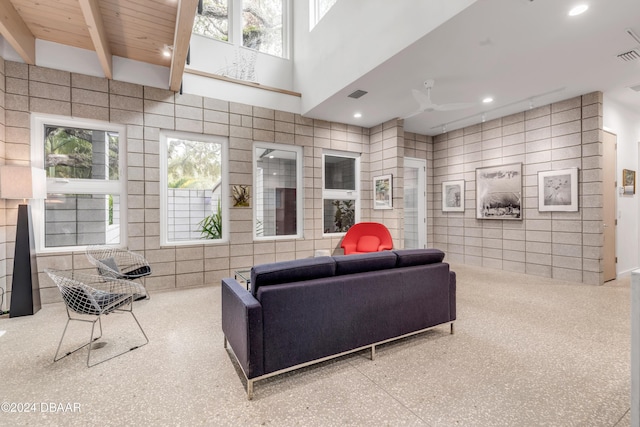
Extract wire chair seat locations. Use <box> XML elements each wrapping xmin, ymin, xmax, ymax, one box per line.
<box><xmin>85</xmin><ymin>246</ymin><xmax>151</xmax><ymax>299</ymax></box>
<box><xmin>45</xmin><ymin>269</ymin><xmax>149</xmax><ymax>367</ymax></box>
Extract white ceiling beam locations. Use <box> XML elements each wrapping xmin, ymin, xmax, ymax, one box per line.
<box><xmin>78</xmin><ymin>0</ymin><xmax>112</xmax><ymax>79</ymax></box>
<box><xmin>169</xmin><ymin>0</ymin><xmax>199</xmax><ymax>92</ymax></box>
<box><xmin>0</xmin><ymin>0</ymin><xmax>35</xmax><ymax>64</ymax></box>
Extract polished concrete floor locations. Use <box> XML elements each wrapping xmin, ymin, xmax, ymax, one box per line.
<box><xmin>0</xmin><ymin>264</ymin><xmax>632</xmax><ymax>426</ymax></box>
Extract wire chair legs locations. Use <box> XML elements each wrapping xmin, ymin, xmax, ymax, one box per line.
<box><xmin>54</xmin><ymin>306</ymin><xmax>149</xmax><ymax>367</ymax></box>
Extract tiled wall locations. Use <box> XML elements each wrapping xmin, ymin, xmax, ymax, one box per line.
<box><xmin>1</xmin><ymin>61</ymin><xmax>607</xmax><ymax>308</ymax></box>
<box><xmin>0</xmin><ymin>58</ymin><xmax>6</xmax><ymax>311</ymax></box>
<box><xmin>3</xmin><ymin>62</ymin><xmax>374</xmax><ymax>305</ymax></box>
<box><xmin>430</xmin><ymin>93</ymin><xmax>604</xmax><ymax>285</ymax></box>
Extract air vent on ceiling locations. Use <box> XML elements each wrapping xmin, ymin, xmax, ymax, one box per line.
<box><xmin>617</xmin><ymin>49</ymin><xmax>640</xmax><ymax>62</ymax></box>
<box><xmin>629</xmin><ymin>84</ymin><xmax>640</xmax><ymax>92</ymax></box>
<box><xmin>347</xmin><ymin>89</ymin><xmax>368</xmax><ymax>99</ymax></box>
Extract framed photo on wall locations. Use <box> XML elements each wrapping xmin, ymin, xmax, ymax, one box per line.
<box><xmin>475</xmin><ymin>163</ymin><xmax>522</xmax><ymax>220</ymax></box>
<box><xmin>537</xmin><ymin>168</ymin><xmax>578</xmax><ymax>212</ymax></box>
<box><xmin>373</xmin><ymin>174</ymin><xmax>393</xmax><ymax>210</ymax></box>
<box><xmin>623</xmin><ymin>169</ymin><xmax>636</xmax><ymax>195</ymax></box>
<box><xmin>442</xmin><ymin>180</ymin><xmax>465</xmax><ymax>212</ymax></box>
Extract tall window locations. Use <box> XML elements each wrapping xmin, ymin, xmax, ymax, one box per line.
<box><xmin>242</xmin><ymin>0</ymin><xmax>284</xmax><ymax>57</ymax></box>
<box><xmin>160</xmin><ymin>132</ymin><xmax>228</xmax><ymax>246</ymax></box>
<box><xmin>323</xmin><ymin>151</ymin><xmax>359</xmax><ymax>234</ymax></box>
<box><xmin>193</xmin><ymin>0</ymin><xmax>289</xmax><ymax>58</ymax></box>
<box><xmin>254</xmin><ymin>142</ymin><xmax>303</xmax><ymax>239</ymax></box>
<box><xmin>31</xmin><ymin>115</ymin><xmax>126</xmax><ymax>252</ymax></box>
<box><xmin>310</xmin><ymin>0</ymin><xmax>338</xmax><ymax>29</ymax></box>
<box><xmin>193</xmin><ymin>0</ymin><xmax>229</xmax><ymax>42</ymax></box>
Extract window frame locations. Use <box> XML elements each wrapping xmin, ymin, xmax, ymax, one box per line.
<box><xmin>253</xmin><ymin>141</ymin><xmax>303</xmax><ymax>240</ymax></box>
<box><xmin>322</xmin><ymin>150</ymin><xmax>360</xmax><ymax>236</ymax></box>
<box><xmin>159</xmin><ymin>130</ymin><xmax>229</xmax><ymax>247</ymax></box>
<box><xmin>30</xmin><ymin>113</ymin><xmax>127</xmax><ymax>254</ymax></box>
<box><xmin>309</xmin><ymin>0</ymin><xmax>338</xmax><ymax>30</ymax></box>
<box><xmin>194</xmin><ymin>0</ymin><xmax>291</xmax><ymax>59</ymax></box>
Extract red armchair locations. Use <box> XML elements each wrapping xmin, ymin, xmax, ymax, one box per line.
<box><xmin>340</xmin><ymin>222</ymin><xmax>393</xmax><ymax>255</ymax></box>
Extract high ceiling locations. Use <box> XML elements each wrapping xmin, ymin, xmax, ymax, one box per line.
<box><xmin>1</xmin><ymin>0</ymin><xmax>639</xmax><ymax>137</ymax></box>
<box><xmin>0</xmin><ymin>0</ymin><xmax>196</xmax><ymax>91</ymax></box>
<box><xmin>308</xmin><ymin>0</ymin><xmax>640</xmax><ymax>135</ymax></box>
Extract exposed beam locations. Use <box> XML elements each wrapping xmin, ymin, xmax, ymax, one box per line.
<box><xmin>0</xmin><ymin>0</ymin><xmax>35</xmax><ymax>64</ymax></box>
<box><xmin>169</xmin><ymin>0</ymin><xmax>199</xmax><ymax>91</ymax></box>
<box><xmin>78</xmin><ymin>0</ymin><xmax>112</xmax><ymax>79</ymax></box>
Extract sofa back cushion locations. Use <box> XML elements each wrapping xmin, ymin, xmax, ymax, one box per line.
<box><xmin>394</xmin><ymin>249</ymin><xmax>445</xmax><ymax>267</ymax></box>
<box><xmin>334</xmin><ymin>251</ymin><xmax>398</xmax><ymax>276</ymax></box>
<box><xmin>356</xmin><ymin>235</ymin><xmax>381</xmax><ymax>252</ymax></box>
<box><xmin>251</xmin><ymin>256</ymin><xmax>336</xmax><ymax>297</ymax></box>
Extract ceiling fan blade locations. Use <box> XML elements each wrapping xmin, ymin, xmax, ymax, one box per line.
<box><xmin>433</xmin><ymin>102</ymin><xmax>476</xmax><ymax>111</ymax></box>
<box><xmin>411</xmin><ymin>88</ymin><xmax>435</xmax><ymax>110</ymax></box>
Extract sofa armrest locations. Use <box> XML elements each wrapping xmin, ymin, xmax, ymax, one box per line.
<box><xmin>449</xmin><ymin>270</ymin><xmax>457</xmax><ymax>321</ymax></box>
<box><xmin>221</xmin><ymin>278</ymin><xmax>264</xmax><ymax>379</ymax></box>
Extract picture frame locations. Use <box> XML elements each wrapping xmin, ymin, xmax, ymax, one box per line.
<box><xmin>373</xmin><ymin>174</ymin><xmax>393</xmax><ymax>210</ymax></box>
<box><xmin>538</xmin><ymin>168</ymin><xmax>578</xmax><ymax>212</ymax></box>
<box><xmin>442</xmin><ymin>180</ymin><xmax>465</xmax><ymax>212</ymax></box>
<box><xmin>476</xmin><ymin>163</ymin><xmax>522</xmax><ymax>220</ymax></box>
<box><xmin>623</xmin><ymin>169</ymin><xmax>636</xmax><ymax>195</ymax></box>
<box><xmin>232</xmin><ymin>184</ymin><xmax>251</xmax><ymax>208</ymax></box>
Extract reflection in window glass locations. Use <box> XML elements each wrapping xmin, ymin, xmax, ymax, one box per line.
<box><xmin>193</xmin><ymin>0</ymin><xmax>229</xmax><ymax>41</ymax></box>
<box><xmin>255</xmin><ymin>147</ymin><xmax>298</xmax><ymax>237</ymax></box>
<box><xmin>45</xmin><ymin>194</ymin><xmax>120</xmax><ymax>247</ymax></box>
<box><xmin>45</xmin><ymin>126</ymin><xmax>119</xmax><ymax>180</ymax></box>
<box><xmin>324</xmin><ymin>155</ymin><xmax>355</xmax><ymax>190</ymax></box>
<box><xmin>323</xmin><ymin>199</ymin><xmax>355</xmax><ymax>233</ymax></box>
<box><xmin>166</xmin><ymin>137</ymin><xmax>223</xmax><ymax>242</ymax></box>
<box><xmin>242</xmin><ymin>0</ymin><xmax>283</xmax><ymax>57</ymax></box>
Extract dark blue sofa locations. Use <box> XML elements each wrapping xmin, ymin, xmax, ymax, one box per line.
<box><xmin>221</xmin><ymin>249</ymin><xmax>456</xmax><ymax>399</ymax></box>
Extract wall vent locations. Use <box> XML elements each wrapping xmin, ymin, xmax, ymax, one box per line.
<box><xmin>347</xmin><ymin>90</ymin><xmax>368</xmax><ymax>99</ymax></box>
<box><xmin>617</xmin><ymin>49</ymin><xmax>640</xmax><ymax>62</ymax></box>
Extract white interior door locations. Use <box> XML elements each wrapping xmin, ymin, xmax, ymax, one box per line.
<box><xmin>404</xmin><ymin>157</ymin><xmax>426</xmax><ymax>249</ymax></box>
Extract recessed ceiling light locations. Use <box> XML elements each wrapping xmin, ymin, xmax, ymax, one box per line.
<box><xmin>568</xmin><ymin>4</ymin><xmax>588</xmax><ymax>16</ymax></box>
<box><xmin>482</xmin><ymin>97</ymin><xmax>494</xmax><ymax>104</ymax></box>
<box><xmin>353</xmin><ymin>112</ymin><xmax>362</xmax><ymax>118</ymax></box>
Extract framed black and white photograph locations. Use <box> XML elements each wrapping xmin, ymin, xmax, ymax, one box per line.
<box><xmin>442</xmin><ymin>180</ymin><xmax>465</xmax><ymax>212</ymax></box>
<box><xmin>373</xmin><ymin>174</ymin><xmax>393</xmax><ymax>210</ymax></box>
<box><xmin>476</xmin><ymin>163</ymin><xmax>522</xmax><ymax>220</ymax></box>
<box><xmin>538</xmin><ymin>168</ymin><xmax>578</xmax><ymax>212</ymax></box>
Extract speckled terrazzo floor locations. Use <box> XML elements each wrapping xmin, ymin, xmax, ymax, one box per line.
<box><xmin>0</xmin><ymin>264</ymin><xmax>632</xmax><ymax>426</ymax></box>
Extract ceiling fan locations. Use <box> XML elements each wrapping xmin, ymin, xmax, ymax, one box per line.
<box><xmin>405</xmin><ymin>79</ymin><xmax>476</xmax><ymax>118</ymax></box>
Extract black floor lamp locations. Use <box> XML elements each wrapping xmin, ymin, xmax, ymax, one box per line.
<box><xmin>0</xmin><ymin>166</ymin><xmax>46</xmax><ymax>318</ymax></box>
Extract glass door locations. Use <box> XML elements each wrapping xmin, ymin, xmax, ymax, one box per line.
<box><xmin>403</xmin><ymin>157</ymin><xmax>426</xmax><ymax>249</ymax></box>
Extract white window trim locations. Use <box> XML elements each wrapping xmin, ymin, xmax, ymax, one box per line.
<box><xmin>30</xmin><ymin>113</ymin><xmax>128</xmax><ymax>254</ymax></box>
<box><xmin>159</xmin><ymin>130</ymin><xmax>229</xmax><ymax>247</ymax></box>
<box><xmin>322</xmin><ymin>150</ymin><xmax>360</xmax><ymax>236</ymax></box>
<box><xmin>253</xmin><ymin>141</ymin><xmax>303</xmax><ymax>240</ymax></box>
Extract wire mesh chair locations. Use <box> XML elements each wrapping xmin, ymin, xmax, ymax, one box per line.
<box><xmin>85</xmin><ymin>246</ymin><xmax>152</xmax><ymax>300</ymax></box>
<box><xmin>45</xmin><ymin>269</ymin><xmax>149</xmax><ymax>367</ymax></box>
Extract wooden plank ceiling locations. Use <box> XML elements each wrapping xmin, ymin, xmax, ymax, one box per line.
<box><xmin>0</xmin><ymin>0</ymin><xmax>197</xmax><ymax>90</ymax></box>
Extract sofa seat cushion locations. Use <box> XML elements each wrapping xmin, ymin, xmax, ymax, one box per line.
<box><xmin>334</xmin><ymin>251</ymin><xmax>398</xmax><ymax>276</ymax></box>
<box><xmin>356</xmin><ymin>235</ymin><xmax>381</xmax><ymax>252</ymax></box>
<box><xmin>251</xmin><ymin>256</ymin><xmax>336</xmax><ymax>296</ymax></box>
<box><xmin>394</xmin><ymin>249</ymin><xmax>445</xmax><ymax>267</ymax></box>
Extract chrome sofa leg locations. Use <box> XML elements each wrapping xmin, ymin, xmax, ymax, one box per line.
<box><xmin>370</xmin><ymin>345</ymin><xmax>376</xmax><ymax>361</ymax></box>
<box><xmin>247</xmin><ymin>379</ymin><xmax>254</xmax><ymax>400</ymax></box>
<box><xmin>450</xmin><ymin>322</ymin><xmax>455</xmax><ymax>335</ymax></box>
